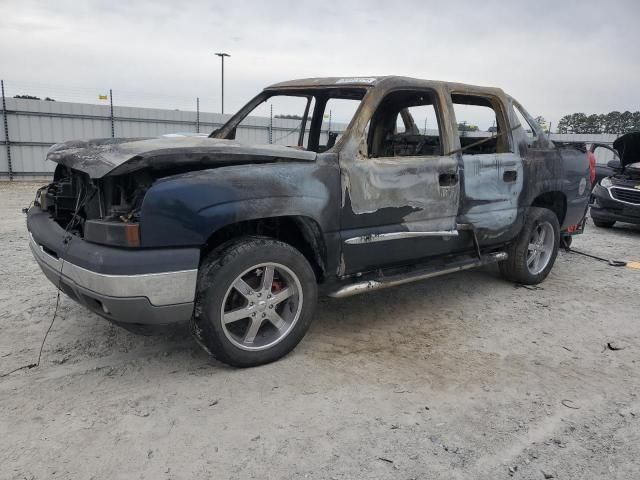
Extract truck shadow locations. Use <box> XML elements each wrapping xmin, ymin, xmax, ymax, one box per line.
<box><xmin>311</xmin><ymin>265</ymin><xmax>501</xmax><ymax>333</ymax></box>
<box><xmin>33</xmin><ymin>266</ymin><xmax>506</xmax><ymax>379</ymax></box>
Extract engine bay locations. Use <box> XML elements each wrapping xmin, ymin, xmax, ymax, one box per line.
<box><xmin>37</xmin><ymin>165</ymin><xmax>152</xmax><ymax>244</ymax></box>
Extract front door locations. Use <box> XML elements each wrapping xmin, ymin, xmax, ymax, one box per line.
<box><xmin>339</xmin><ymin>89</ymin><xmax>469</xmax><ymax>275</ymax></box>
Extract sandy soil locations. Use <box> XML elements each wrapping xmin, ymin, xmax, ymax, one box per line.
<box><xmin>1</xmin><ymin>181</ymin><xmax>639</xmax><ymax>480</ymax></box>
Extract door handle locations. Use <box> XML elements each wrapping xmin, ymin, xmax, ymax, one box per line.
<box><xmin>503</xmin><ymin>170</ymin><xmax>518</xmax><ymax>182</ymax></box>
<box><xmin>439</xmin><ymin>172</ymin><xmax>459</xmax><ymax>186</ymax></box>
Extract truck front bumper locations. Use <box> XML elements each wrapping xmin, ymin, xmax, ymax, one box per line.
<box><xmin>27</xmin><ymin>208</ymin><xmax>199</xmax><ymax>326</ymax></box>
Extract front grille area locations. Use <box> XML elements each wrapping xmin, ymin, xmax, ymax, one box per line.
<box><xmin>611</xmin><ymin>187</ymin><xmax>640</xmax><ymax>205</ymax></box>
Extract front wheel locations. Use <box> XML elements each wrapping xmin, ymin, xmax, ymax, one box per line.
<box><xmin>499</xmin><ymin>207</ymin><xmax>560</xmax><ymax>285</ymax></box>
<box><xmin>191</xmin><ymin>237</ymin><xmax>318</xmax><ymax>367</ymax></box>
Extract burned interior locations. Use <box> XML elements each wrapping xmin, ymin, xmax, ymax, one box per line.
<box><xmin>367</xmin><ymin>90</ymin><xmax>443</xmax><ymax>158</ymax></box>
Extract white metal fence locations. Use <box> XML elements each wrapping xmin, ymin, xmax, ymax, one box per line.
<box><xmin>1</xmin><ymin>96</ymin><xmax>620</xmax><ymax>180</ymax></box>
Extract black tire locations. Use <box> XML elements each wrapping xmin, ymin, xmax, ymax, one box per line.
<box><xmin>191</xmin><ymin>237</ymin><xmax>317</xmax><ymax>367</ymax></box>
<box><xmin>499</xmin><ymin>207</ymin><xmax>560</xmax><ymax>285</ymax></box>
<box><xmin>592</xmin><ymin>218</ymin><xmax>615</xmax><ymax>228</ymax></box>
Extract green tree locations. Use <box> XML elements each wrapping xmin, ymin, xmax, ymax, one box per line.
<box><xmin>534</xmin><ymin>116</ymin><xmax>549</xmax><ymax>132</ymax></box>
<box><xmin>457</xmin><ymin>122</ymin><xmax>478</xmax><ymax>132</ymax></box>
<box><xmin>584</xmin><ymin>114</ymin><xmax>602</xmax><ymax>134</ymax></box>
<box><xmin>556</xmin><ymin>110</ymin><xmax>640</xmax><ymax>134</ymax></box>
<box><xmin>557</xmin><ymin>115</ymin><xmax>571</xmax><ymax>133</ymax></box>
<box><xmin>602</xmin><ymin>111</ymin><xmax>621</xmax><ymax>134</ymax></box>
<box><xmin>620</xmin><ymin>111</ymin><xmax>633</xmax><ymax>133</ymax></box>
<box><xmin>14</xmin><ymin>94</ymin><xmax>41</xmax><ymax>100</ymax></box>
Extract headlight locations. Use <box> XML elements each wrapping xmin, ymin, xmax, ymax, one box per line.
<box><xmin>600</xmin><ymin>177</ymin><xmax>613</xmax><ymax>188</ymax></box>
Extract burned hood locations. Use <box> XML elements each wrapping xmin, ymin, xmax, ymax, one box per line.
<box><xmin>46</xmin><ymin>135</ymin><xmax>317</xmax><ymax>178</ymax></box>
<box><xmin>613</xmin><ymin>132</ymin><xmax>640</xmax><ymax>169</ymax></box>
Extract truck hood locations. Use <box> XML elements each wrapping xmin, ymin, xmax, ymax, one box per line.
<box><xmin>46</xmin><ymin>135</ymin><xmax>317</xmax><ymax>178</ymax></box>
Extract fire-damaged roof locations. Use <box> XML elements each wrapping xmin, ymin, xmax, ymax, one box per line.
<box><xmin>266</xmin><ymin>76</ymin><xmax>506</xmax><ymax>97</ymax></box>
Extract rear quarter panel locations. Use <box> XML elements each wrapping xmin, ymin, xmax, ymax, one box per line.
<box><xmin>518</xmin><ymin>142</ymin><xmax>590</xmax><ymax>229</ymax></box>
<box><xmin>507</xmin><ymin>97</ymin><xmax>590</xmax><ymax>230</ymax></box>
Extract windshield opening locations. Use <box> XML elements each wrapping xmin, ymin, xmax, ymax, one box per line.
<box><xmin>211</xmin><ymin>88</ymin><xmax>367</xmax><ymax>153</ymax></box>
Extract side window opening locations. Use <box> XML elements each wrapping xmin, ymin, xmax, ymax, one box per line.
<box><xmin>367</xmin><ymin>90</ymin><xmax>442</xmax><ymax>158</ymax></box>
<box><xmin>451</xmin><ymin>94</ymin><xmax>511</xmax><ymax>155</ymax></box>
<box><xmin>219</xmin><ymin>87</ymin><xmax>366</xmax><ymax>152</ymax></box>
<box><xmin>236</xmin><ymin>94</ymin><xmax>315</xmax><ymax>149</ymax></box>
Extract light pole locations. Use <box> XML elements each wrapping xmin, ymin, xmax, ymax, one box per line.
<box><xmin>215</xmin><ymin>52</ymin><xmax>230</xmax><ymax>114</ymax></box>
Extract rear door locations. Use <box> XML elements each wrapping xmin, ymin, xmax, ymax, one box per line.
<box><xmin>451</xmin><ymin>92</ymin><xmax>523</xmax><ymax>245</ymax></box>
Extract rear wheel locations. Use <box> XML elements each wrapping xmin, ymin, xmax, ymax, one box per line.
<box><xmin>191</xmin><ymin>237</ymin><xmax>317</xmax><ymax>367</ymax></box>
<box><xmin>592</xmin><ymin>218</ymin><xmax>615</xmax><ymax>228</ymax></box>
<box><xmin>499</xmin><ymin>207</ymin><xmax>560</xmax><ymax>285</ymax></box>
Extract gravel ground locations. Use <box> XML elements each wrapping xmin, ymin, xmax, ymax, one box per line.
<box><xmin>1</xmin><ymin>181</ymin><xmax>639</xmax><ymax>480</ymax></box>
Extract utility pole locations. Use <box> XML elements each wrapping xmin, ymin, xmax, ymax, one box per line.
<box><xmin>109</xmin><ymin>89</ymin><xmax>115</xmax><ymax>138</ymax></box>
<box><xmin>215</xmin><ymin>52</ymin><xmax>230</xmax><ymax>115</ymax></box>
<box><xmin>1</xmin><ymin>80</ymin><xmax>13</xmax><ymax>180</ymax></box>
<box><xmin>196</xmin><ymin>97</ymin><xmax>200</xmax><ymax>133</ymax></box>
<box><xmin>269</xmin><ymin>104</ymin><xmax>273</xmax><ymax>144</ymax></box>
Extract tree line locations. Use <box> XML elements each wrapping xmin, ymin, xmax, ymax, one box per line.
<box><xmin>13</xmin><ymin>94</ymin><xmax>56</xmax><ymax>101</ymax></box>
<box><xmin>556</xmin><ymin>111</ymin><xmax>640</xmax><ymax>134</ymax></box>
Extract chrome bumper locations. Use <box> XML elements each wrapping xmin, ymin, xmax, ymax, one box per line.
<box><xmin>29</xmin><ymin>233</ymin><xmax>197</xmax><ymax>325</ymax></box>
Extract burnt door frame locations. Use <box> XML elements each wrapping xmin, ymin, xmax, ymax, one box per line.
<box><xmin>338</xmin><ymin>86</ymin><xmax>468</xmax><ymax>275</ymax></box>
<box><xmin>448</xmin><ymin>90</ymin><xmax>524</xmax><ymax>246</ymax></box>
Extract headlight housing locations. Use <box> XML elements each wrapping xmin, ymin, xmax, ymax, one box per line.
<box><xmin>600</xmin><ymin>177</ymin><xmax>613</xmax><ymax>188</ymax></box>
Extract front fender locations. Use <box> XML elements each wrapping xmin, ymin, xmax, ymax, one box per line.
<box><xmin>139</xmin><ymin>161</ymin><xmax>339</xmax><ymax>248</ymax></box>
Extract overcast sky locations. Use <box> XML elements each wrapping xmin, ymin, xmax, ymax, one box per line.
<box><xmin>1</xmin><ymin>0</ymin><xmax>639</xmax><ymax>128</ymax></box>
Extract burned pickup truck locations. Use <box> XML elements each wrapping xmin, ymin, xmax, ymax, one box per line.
<box><xmin>27</xmin><ymin>76</ymin><xmax>592</xmax><ymax>366</ymax></box>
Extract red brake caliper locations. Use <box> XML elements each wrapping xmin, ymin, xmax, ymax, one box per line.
<box><xmin>270</xmin><ymin>280</ymin><xmax>284</xmax><ymax>294</ymax></box>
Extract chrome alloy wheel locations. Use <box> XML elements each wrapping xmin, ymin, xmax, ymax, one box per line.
<box><xmin>527</xmin><ymin>221</ymin><xmax>555</xmax><ymax>275</ymax></box>
<box><xmin>220</xmin><ymin>263</ymin><xmax>303</xmax><ymax>351</ymax></box>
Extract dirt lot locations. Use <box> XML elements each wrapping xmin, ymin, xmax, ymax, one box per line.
<box><xmin>1</xmin><ymin>181</ymin><xmax>639</xmax><ymax>480</ymax></box>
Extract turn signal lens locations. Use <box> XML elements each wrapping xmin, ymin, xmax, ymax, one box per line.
<box><xmin>84</xmin><ymin>220</ymin><xmax>141</xmax><ymax>248</ymax></box>
<box><xmin>124</xmin><ymin>223</ymin><xmax>140</xmax><ymax>247</ymax></box>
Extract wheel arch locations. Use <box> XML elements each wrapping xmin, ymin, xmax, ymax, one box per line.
<box><xmin>531</xmin><ymin>191</ymin><xmax>567</xmax><ymax>226</ymax></box>
<box><xmin>200</xmin><ymin>215</ymin><xmax>327</xmax><ymax>281</ymax></box>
